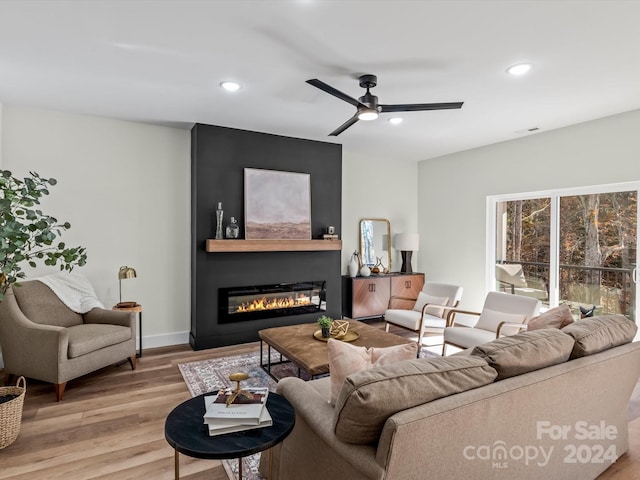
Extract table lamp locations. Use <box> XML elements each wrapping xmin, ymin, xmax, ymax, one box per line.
<box><xmin>118</xmin><ymin>266</ymin><xmax>137</xmax><ymax>303</ymax></box>
<box><xmin>395</xmin><ymin>234</ymin><xmax>419</xmax><ymax>273</ymax></box>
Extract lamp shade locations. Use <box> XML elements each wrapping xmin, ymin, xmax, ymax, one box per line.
<box><xmin>118</xmin><ymin>266</ymin><xmax>137</xmax><ymax>280</ymax></box>
<box><xmin>394</xmin><ymin>233</ymin><xmax>420</xmax><ymax>251</ymax></box>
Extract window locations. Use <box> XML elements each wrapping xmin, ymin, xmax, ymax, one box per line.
<box><xmin>489</xmin><ymin>183</ymin><xmax>638</xmax><ymax>321</ymax></box>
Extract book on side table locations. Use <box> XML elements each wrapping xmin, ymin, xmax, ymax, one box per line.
<box><xmin>203</xmin><ymin>387</ymin><xmax>272</xmax><ymax>436</ymax></box>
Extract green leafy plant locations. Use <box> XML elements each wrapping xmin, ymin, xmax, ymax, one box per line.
<box><xmin>0</xmin><ymin>169</ymin><xmax>87</xmax><ymax>300</ymax></box>
<box><xmin>317</xmin><ymin>315</ymin><xmax>333</xmax><ymax>329</ymax></box>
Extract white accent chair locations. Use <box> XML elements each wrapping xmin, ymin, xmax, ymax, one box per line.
<box><xmin>384</xmin><ymin>282</ymin><xmax>463</xmax><ymax>347</ymax></box>
<box><xmin>442</xmin><ymin>291</ymin><xmax>541</xmax><ymax>355</ymax></box>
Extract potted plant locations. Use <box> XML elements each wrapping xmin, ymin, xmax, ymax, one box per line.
<box><xmin>317</xmin><ymin>315</ymin><xmax>333</xmax><ymax>338</ymax></box>
<box><xmin>0</xmin><ymin>170</ymin><xmax>87</xmax><ymax>301</ymax></box>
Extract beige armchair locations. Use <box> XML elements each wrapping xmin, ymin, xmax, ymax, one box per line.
<box><xmin>0</xmin><ymin>281</ymin><xmax>136</xmax><ymax>401</ymax></box>
<box><xmin>384</xmin><ymin>282</ymin><xmax>463</xmax><ymax>347</ymax></box>
<box><xmin>442</xmin><ymin>291</ymin><xmax>541</xmax><ymax>355</ymax></box>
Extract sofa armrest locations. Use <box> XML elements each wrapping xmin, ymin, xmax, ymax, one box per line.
<box><xmin>0</xmin><ymin>289</ymin><xmax>69</xmax><ymax>369</ymax></box>
<box><xmin>84</xmin><ymin>308</ymin><xmax>135</xmax><ymax>329</ymax></box>
<box><xmin>276</xmin><ymin>377</ymin><xmax>383</xmax><ymax>477</ymax></box>
<box><xmin>445</xmin><ymin>308</ymin><xmax>481</xmax><ymax>327</ymax></box>
<box><xmin>496</xmin><ymin>321</ymin><xmax>528</xmax><ymax>337</ymax></box>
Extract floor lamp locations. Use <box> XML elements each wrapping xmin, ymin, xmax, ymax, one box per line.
<box><xmin>395</xmin><ymin>234</ymin><xmax>419</xmax><ymax>273</ymax></box>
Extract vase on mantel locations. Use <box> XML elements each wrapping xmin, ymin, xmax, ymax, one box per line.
<box><xmin>215</xmin><ymin>202</ymin><xmax>224</xmax><ymax>240</ymax></box>
<box><xmin>347</xmin><ymin>252</ymin><xmax>359</xmax><ymax>278</ymax></box>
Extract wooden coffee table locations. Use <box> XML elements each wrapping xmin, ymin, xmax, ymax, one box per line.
<box><xmin>258</xmin><ymin>320</ymin><xmax>415</xmax><ymax>379</ymax></box>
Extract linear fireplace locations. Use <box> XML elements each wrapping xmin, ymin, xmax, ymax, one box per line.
<box><xmin>219</xmin><ymin>281</ymin><xmax>326</xmax><ymax>323</ymax></box>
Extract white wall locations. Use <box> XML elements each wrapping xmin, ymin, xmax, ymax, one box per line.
<box><xmin>0</xmin><ymin>106</ymin><xmax>417</xmax><ymax>369</ymax></box>
<box><xmin>1</xmin><ymin>106</ymin><xmax>191</xmax><ymax>355</ymax></box>
<box><xmin>341</xmin><ymin>150</ymin><xmax>419</xmax><ymax>274</ymax></box>
<box><xmin>418</xmin><ymin>109</ymin><xmax>640</xmax><ymax>311</ymax></box>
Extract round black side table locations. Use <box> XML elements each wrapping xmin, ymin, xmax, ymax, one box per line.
<box><xmin>165</xmin><ymin>392</ymin><xmax>295</xmax><ymax>479</ymax></box>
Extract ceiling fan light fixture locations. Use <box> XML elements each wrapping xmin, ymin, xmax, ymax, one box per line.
<box><xmin>220</xmin><ymin>81</ymin><xmax>241</xmax><ymax>92</ymax></box>
<box><xmin>358</xmin><ymin>109</ymin><xmax>378</xmax><ymax>121</ymax></box>
<box><xmin>506</xmin><ymin>63</ymin><xmax>532</xmax><ymax>76</ymax></box>
<box><xmin>388</xmin><ymin>117</ymin><xmax>403</xmax><ymax>125</ymax></box>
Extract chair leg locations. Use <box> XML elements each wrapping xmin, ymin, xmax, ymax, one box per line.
<box><xmin>55</xmin><ymin>382</ymin><xmax>67</xmax><ymax>402</ymax></box>
<box><xmin>128</xmin><ymin>355</ymin><xmax>137</xmax><ymax>370</ymax></box>
<box><xmin>384</xmin><ymin>322</ymin><xmax>390</xmax><ymax>332</ymax></box>
<box><xmin>442</xmin><ymin>343</ymin><xmax>447</xmax><ymax>356</ymax></box>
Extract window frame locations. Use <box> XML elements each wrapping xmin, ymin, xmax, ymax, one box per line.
<box><xmin>487</xmin><ymin>181</ymin><xmax>640</xmax><ymax>320</ymax></box>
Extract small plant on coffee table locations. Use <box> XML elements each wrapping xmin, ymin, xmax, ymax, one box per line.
<box><xmin>317</xmin><ymin>315</ymin><xmax>333</xmax><ymax>338</ymax></box>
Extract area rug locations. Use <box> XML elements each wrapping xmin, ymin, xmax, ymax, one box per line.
<box><xmin>178</xmin><ymin>348</ymin><xmax>438</xmax><ymax>480</ymax></box>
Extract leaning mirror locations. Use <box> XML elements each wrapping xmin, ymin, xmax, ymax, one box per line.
<box><xmin>359</xmin><ymin>218</ymin><xmax>391</xmax><ymax>273</ymax></box>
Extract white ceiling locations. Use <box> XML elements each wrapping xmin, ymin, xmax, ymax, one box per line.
<box><xmin>1</xmin><ymin>1</ymin><xmax>640</xmax><ymax>162</ymax></box>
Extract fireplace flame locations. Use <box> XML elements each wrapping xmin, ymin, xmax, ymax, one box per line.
<box><xmin>236</xmin><ymin>294</ymin><xmax>312</xmax><ymax>313</ymax></box>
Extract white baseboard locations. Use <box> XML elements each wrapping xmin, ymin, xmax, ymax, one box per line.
<box><xmin>140</xmin><ymin>331</ymin><xmax>190</xmax><ymax>351</ymax></box>
<box><xmin>0</xmin><ymin>331</ymin><xmax>191</xmax><ymax>372</ymax></box>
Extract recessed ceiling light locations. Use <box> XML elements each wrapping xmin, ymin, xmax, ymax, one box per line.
<box><xmin>220</xmin><ymin>81</ymin><xmax>241</xmax><ymax>92</ymax></box>
<box><xmin>506</xmin><ymin>63</ymin><xmax>532</xmax><ymax>76</ymax></box>
<box><xmin>388</xmin><ymin>117</ymin><xmax>403</xmax><ymax>125</ymax></box>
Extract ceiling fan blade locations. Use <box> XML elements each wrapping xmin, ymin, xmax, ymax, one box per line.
<box><xmin>329</xmin><ymin>115</ymin><xmax>359</xmax><ymax>136</ymax></box>
<box><xmin>379</xmin><ymin>102</ymin><xmax>464</xmax><ymax>113</ymax></box>
<box><xmin>307</xmin><ymin>79</ymin><xmax>367</xmax><ymax>109</ymax></box>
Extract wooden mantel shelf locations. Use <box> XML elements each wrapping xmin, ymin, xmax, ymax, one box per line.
<box><xmin>206</xmin><ymin>239</ymin><xmax>342</xmax><ymax>253</ymax></box>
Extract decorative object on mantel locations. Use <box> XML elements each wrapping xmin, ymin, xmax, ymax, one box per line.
<box><xmin>359</xmin><ymin>264</ymin><xmax>371</xmax><ymax>277</ymax></box>
<box><xmin>117</xmin><ymin>265</ymin><xmax>137</xmax><ymax>304</ymax></box>
<box><xmin>244</xmin><ymin>168</ymin><xmax>311</xmax><ymax>240</ymax></box>
<box><xmin>395</xmin><ymin>233</ymin><xmax>420</xmax><ymax>273</ymax></box>
<box><xmin>347</xmin><ymin>251</ymin><xmax>359</xmax><ymax>278</ymax></box>
<box><xmin>226</xmin><ymin>216</ymin><xmax>240</xmax><ymax>239</ymax></box>
<box><xmin>215</xmin><ymin>202</ymin><xmax>224</xmax><ymax>239</ymax></box>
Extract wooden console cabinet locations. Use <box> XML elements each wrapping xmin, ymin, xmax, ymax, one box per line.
<box><xmin>342</xmin><ymin>273</ymin><xmax>425</xmax><ymax>320</ymax></box>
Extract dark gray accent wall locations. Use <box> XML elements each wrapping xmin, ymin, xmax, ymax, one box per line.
<box><xmin>191</xmin><ymin>124</ymin><xmax>342</xmax><ymax>349</ymax></box>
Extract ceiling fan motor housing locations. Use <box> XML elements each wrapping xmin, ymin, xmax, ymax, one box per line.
<box><xmin>358</xmin><ymin>74</ymin><xmax>377</xmax><ymax>89</ymax></box>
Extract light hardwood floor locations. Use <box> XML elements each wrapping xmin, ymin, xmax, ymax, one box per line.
<box><xmin>0</xmin><ymin>324</ymin><xmax>638</xmax><ymax>479</ymax></box>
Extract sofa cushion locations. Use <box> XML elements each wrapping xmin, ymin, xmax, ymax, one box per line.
<box><xmin>528</xmin><ymin>304</ymin><xmax>575</xmax><ymax>330</ymax></box>
<box><xmin>327</xmin><ymin>339</ymin><xmax>418</xmax><ymax>405</ymax></box>
<box><xmin>384</xmin><ymin>309</ymin><xmax>446</xmax><ymax>331</ymax></box>
<box><xmin>413</xmin><ymin>292</ymin><xmax>449</xmax><ymax>317</ymax></box>
<box><xmin>13</xmin><ymin>281</ymin><xmax>83</xmax><ymax>328</ymax></box>
<box><xmin>333</xmin><ymin>356</ymin><xmax>497</xmax><ymax>444</ymax></box>
<box><xmin>66</xmin><ymin>324</ymin><xmax>132</xmax><ymax>358</ymax></box>
<box><xmin>475</xmin><ymin>308</ymin><xmax>526</xmax><ymax>335</ymax></box>
<box><xmin>470</xmin><ymin>329</ymin><xmax>574</xmax><ymax>380</ymax></box>
<box><xmin>562</xmin><ymin>315</ymin><xmax>638</xmax><ymax>359</ymax></box>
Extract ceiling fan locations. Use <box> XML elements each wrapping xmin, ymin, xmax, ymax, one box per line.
<box><xmin>306</xmin><ymin>74</ymin><xmax>464</xmax><ymax>136</ymax></box>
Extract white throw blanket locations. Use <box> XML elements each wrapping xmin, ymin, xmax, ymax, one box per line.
<box><xmin>36</xmin><ymin>272</ymin><xmax>105</xmax><ymax>313</ymax></box>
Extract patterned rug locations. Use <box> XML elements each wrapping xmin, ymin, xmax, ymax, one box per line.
<box><xmin>178</xmin><ymin>348</ymin><xmax>438</xmax><ymax>480</ymax></box>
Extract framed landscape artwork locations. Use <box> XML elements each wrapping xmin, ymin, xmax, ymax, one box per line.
<box><xmin>244</xmin><ymin>168</ymin><xmax>311</xmax><ymax>240</ymax></box>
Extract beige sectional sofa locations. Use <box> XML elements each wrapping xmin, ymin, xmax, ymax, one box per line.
<box><xmin>260</xmin><ymin>315</ymin><xmax>640</xmax><ymax>480</ymax></box>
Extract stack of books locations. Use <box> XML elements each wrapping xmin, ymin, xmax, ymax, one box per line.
<box><xmin>203</xmin><ymin>387</ymin><xmax>272</xmax><ymax>436</ymax></box>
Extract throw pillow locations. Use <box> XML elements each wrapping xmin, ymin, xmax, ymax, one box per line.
<box><xmin>475</xmin><ymin>308</ymin><xmax>526</xmax><ymax>336</ymax></box>
<box><xmin>470</xmin><ymin>329</ymin><xmax>574</xmax><ymax>380</ymax></box>
<box><xmin>412</xmin><ymin>292</ymin><xmax>449</xmax><ymax>318</ymax></box>
<box><xmin>327</xmin><ymin>339</ymin><xmax>418</xmax><ymax>406</ymax></box>
<box><xmin>562</xmin><ymin>315</ymin><xmax>638</xmax><ymax>359</ymax></box>
<box><xmin>528</xmin><ymin>304</ymin><xmax>575</xmax><ymax>331</ymax></box>
<box><xmin>333</xmin><ymin>356</ymin><xmax>498</xmax><ymax>444</ymax></box>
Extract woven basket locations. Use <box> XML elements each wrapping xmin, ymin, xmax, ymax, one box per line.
<box><xmin>0</xmin><ymin>376</ymin><xmax>26</xmax><ymax>449</ymax></box>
